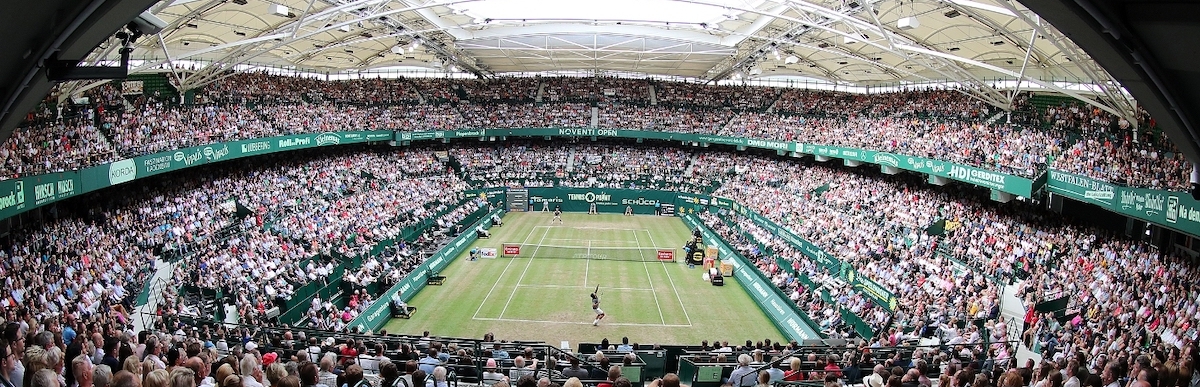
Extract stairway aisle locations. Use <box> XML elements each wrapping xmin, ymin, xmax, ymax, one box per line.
<box><xmin>131</xmin><ymin>258</ymin><xmax>177</xmax><ymax>333</ymax></box>
<box><xmin>999</xmin><ymin>281</ymin><xmax>1042</xmax><ymax>365</ymax></box>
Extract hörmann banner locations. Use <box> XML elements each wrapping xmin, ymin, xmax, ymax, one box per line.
<box><xmin>680</xmin><ymin>214</ymin><xmax>821</xmax><ymax>342</ymax></box>
<box><xmin>350</xmin><ymin>207</ymin><xmax>504</xmax><ymax>332</ymax></box>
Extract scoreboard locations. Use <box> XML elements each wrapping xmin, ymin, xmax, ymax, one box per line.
<box><xmin>508</xmin><ymin>189</ymin><xmax>528</xmax><ymax>212</ymax></box>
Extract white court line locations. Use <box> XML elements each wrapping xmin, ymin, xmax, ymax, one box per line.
<box><xmin>583</xmin><ymin>245</ymin><xmax>590</xmax><ymax>288</ymax></box>
<box><xmin>645</xmin><ymin>228</ymin><xmax>692</xmax><ymax>325</ymax></box>
<box><xmin>472</xmin><ymin>317</ymin><xmax>691</xmax><ymax>328</ymax></box>
<box><xmin>634</xmin><ymin>229</ymin><xmax>667</xmax><ymax>325</ymax></box>
<box><xmin>497</xmin><ymin>227</ymin><xmax>548</xmax><ymax>319</ymax></box>
<box><xmin>473</xmin><ymin>223</ymin><xmax>541</xmax><ymax>320</ymax></box>
<box><xmin>515</xmin><ymin>284</ymin><xmax>655</xmax><ymax>291</ymax></box>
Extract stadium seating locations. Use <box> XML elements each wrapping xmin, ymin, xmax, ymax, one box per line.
<box><xmin>4</xmin><ymin>75</ymin><xmax>1196</xmax><ymax>387</ymax></box>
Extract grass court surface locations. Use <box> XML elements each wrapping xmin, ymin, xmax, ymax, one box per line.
<box><xmin>382</xmin><ymin>211</ymin><xmax>784</xmax><ymax>345</ymax></box>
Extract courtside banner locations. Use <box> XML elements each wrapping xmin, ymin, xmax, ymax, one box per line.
<box><xmin>503</xmin><ymin>244</ymin><xmax>521</xmax><ymax>256</ymax></box>
<box><xmin>481</xmin><ymin>248</ymin><xmax>498</xmax><ymax>259</ymax></box>
<box><xmin>656</xmin><ymin>249</ymin><xmax>675</xmax><ymax>261</ymax></box>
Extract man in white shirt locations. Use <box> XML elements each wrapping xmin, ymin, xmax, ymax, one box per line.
<box><xmin>241</xmin><ymin>354</ymin><xmax>264</xmax><ymax>387</ymax></box>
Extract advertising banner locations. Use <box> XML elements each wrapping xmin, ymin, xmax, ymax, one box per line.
<box><xmin>1047</xmin><ymin>170</ymin><xmax>1200</xmax><ymax>236</ymax></box>
<box><xmin>350</xmin><ymin>208</ymin><xmax>504</xmax><ymax>332</ymax></box>
<box><xmin>0</xmin><ymin>131</ymin><xmax>393</xmax><ymax>221</ymax></box>
<box><xmin>680</xmin><ymin>214</ymin><xmax>822</xmax><ymax>341</ymax></box>
<box><xmin>800</xmin><ymin>144</ymin><xmax>1037</xmax><ymax>197</ymax></box>
<box><xmin>528</xmin><ymin>187</ymin><xmax>675</xmax><ymax>214</ymax></box>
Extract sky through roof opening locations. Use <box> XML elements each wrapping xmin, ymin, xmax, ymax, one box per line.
<box><xmin>448</xmin><ymin>0</ymin><xmax>763</xmax><ymax>25</ymax></box>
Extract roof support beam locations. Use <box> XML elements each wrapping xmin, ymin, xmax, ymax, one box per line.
<box><xmin>996</xmin><ymin>0</ymin><xmax>1140</xmax><ymax>130</ymax></box>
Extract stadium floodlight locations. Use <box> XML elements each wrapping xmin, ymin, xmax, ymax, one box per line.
<box><xmin>270</xmin><ymin>4</ymin><xmax>289</xmax><ymax>17</ymax></box>
<box><xmin>784</xmin><ymin>55</ymin><xmax>799</xmax><ymax>64</ymax></box>
<box><xmin>391</xmin><ymin>46</ymin><xmax>404</xmax><ymax>55</ymax></box>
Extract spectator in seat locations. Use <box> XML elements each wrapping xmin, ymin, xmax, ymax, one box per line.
<box><xmin>728</xmin><ymin>354</ymin><xmax>756</xmax><ymax>387</ymax></box>
<box><xmin>784</xmin><ymin>358</ymin><xmax>804</xmax><ymax>381</ymax></box>
<box><xmin>561</xmin><ymin>358</ymin><xmax>588</xmax><ymax>379</ymax></box>
<box><xmin>317</xmin><ymin>355</ymin><xmax>337</xmax><ymax>387</ymax></box>
<box><xmin>647</xmin><ymin>374</ymin><xmax>679</xmax><ymax>387</ymax></box>
<box><xmin>509</xmin><ymin>357</ymin><xmax>535</xmax><ymax>382</ymax></box>
<box><xmin>417</xmin><ymin>350</ymin><xmax>439</xmax><ymax>376</ymax></box>
<box><xmin>342</xmin><ymin>366</ymin><xmax>366</xmax><ymax>387</ymax></box>
<box><xmin>588</xmin><ymin>357</ymin><xmax>610</xmax><ymax>381</ymax></box>
<box><xmin>864</xmin><ymin>364</ymin><xmax>886</xmax><ymax>387</ymax></box>
<box><xmin>425</xmin><ymin>367</ymin><xmax>448</xmax><ymax>387</ymax></box>
<box><xmin>481</xmin><ymin>359</ymin><xmax>505</xmax><ymax>387</ymax></box>
<box><xmin>597</xmin><ymin>367</ymin><xmax>621</xmax><ymax>387</ymax></box>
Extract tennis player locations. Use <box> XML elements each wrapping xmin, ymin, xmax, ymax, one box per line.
<box><xmin>591</xmin><ymin>290</ymin><xmax>606</xmax><ymax>326</ymax></box>
<box><xmin>552</xmin><ymin>206</ymin><xmax>564</xmax><ymax>224</ymax></box>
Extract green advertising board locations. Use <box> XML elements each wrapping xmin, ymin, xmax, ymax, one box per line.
<box><xmin>727</xmin><ymin>201</ymin><xmax>897</xmax><ymax>312</ymax></box>
<box><xmin>350</xmin><ymin>207</ymin><xmax>504</xmax><ymax>332</ymax></box>
<box><xmin>799</xmin><ymin>144</ymin><xmax>1038</xmax><ymax>197</ymax></box>
<box><xmin>396</xmin><ymin>128</ymin><xmax>801</xmax><ymax>152</ymax></box>
<box><xmin>0</xmin><ymin>131</ymin><xmax>392</xmax><ymax>221</ymax></box>
<box><xmin>680</xmin><ymin>214</ymin><xmax>822</xmax><ymax>341</ymax></box>
<box><xmin>1046</xmin><ymin>170</ymin><xmax>1200</xmax><ymax>236</ymax></box>
<box><xmin>839</xmin><ymin>265</ymin><xmax>899</xmax><ymax>313</ymax></box>
<box><xmin>731</xmin><ymin>203</ymin><xmax>842</xmax><ymax>273</ymax></box>
<box><xmin>528</xmin><ymin>187</ymin><xmax>677</xmax><ymax>214</ymax></box>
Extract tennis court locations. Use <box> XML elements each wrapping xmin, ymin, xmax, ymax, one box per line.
<box><xmin>383</xmin><ymin>212</ymin><xmax>784</xmax><ymax>345</ymax></box>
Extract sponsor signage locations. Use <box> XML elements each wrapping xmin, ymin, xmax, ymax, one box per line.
<box><xmin>480</xmin><ymin>248</ymin><xmax>498</xmax><ymax>259</ymax></box>
<box><xmin>680</xmin><ymin>214</ymin><xmax>820</xmax><ymax>341</ymax></box>
<box><xmin>1047</xmin><ymin>170</ymin><xmax>1200</xmax><ymax>236</ymax></box>
<box><xmin>396</xmin><ymin>128</ymin><xmax>801</xmax><ymax>152</ymax></box>
<box><xmin>349</xmin><ymin>208</ymin><xmax>504</xmax><ymax>332</ymax></box>
<box><xmin>0</xmin><ymin>131</ymin><xmax>392</xmax><ymax>221</ymax></box>
<box><xmin>656</xmin><ymin>249</ymin><xmax>675</xmax><ymax>261</ymax></box>
<box><xmin>799</xmin><ymin>144</ymin><xmax>1037</xmax><ymax>197</ymax></box>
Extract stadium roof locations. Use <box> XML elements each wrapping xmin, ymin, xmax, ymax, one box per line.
<box><xmin>2</xmin><ymin>0</ymin><xmax>1199</xmax><ymax>166</ymax></box>
<box><xmin>78</xmin><ymin>0</ymin><xmax>1135</xmax><ymax>110</ymax></box>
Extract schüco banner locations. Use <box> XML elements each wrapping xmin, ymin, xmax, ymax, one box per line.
<box><xmin>1047</xmin><ymin>170</ymin><xmax>1200</xmax><ymax>236</ymax></box>
<box><xmin>528</xmin><ymin>187</ymin><xmax>676</xmax><ymax>214</ymax></box>
<box><xmin>0</xmin><ymin>131</ymin><xmax>391</xmax><ymax>221</ymax></box>
<box><xmin>350</xmin><ymin>207</ymin><xmax>504</xmax><ymax>333</ymax></box>
<box><xmin>800</xmin><ymin>144</ymin><xmax>1038</xmax><ymax>197</ymax></box>
<box><xmin>396</xmin><ymin>128</ymin><xmax>801</xmax><ymax>152</ymax></box>
<box><xmin>680</xmin><ymin>214</ymin><xmax>821</xmax><ymax>341</ymax></box>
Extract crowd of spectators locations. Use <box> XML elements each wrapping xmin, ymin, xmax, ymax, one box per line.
<box><xmin>0</xmin><ymin>136</ymin><xmax>1196</xmax><ymax>387</ymax></box>
<box><xmin>695</xmin><ymin>151</ymin><xmax>1199</xmax><ymax>386</ymax></box>
<box><xmin>453</xmin><ymin>143</ymin><xmax>718</xmax><ymax>192</ymax></box>
<box><xmin>7</xmin><ymin>74</ymin><xmax>1192</xmax><ymax>190</ymax></box>
<box><xmin>0</xmin><ymin>115</ymin><xmax>119</xmax><ymax>178</ymax></box>
<box><xmin>654</xmin><ymin>82</ymin><xmax>779</xmax><ymax>111</ymax></box>
<box><xmin>456</xmin><ymin>103</ymin><xmax>589</xmax><ymax>129</ymax></box>
<box><xmin>704</xmin><ymin>156</ymin><xmax>1004</xmax><ymax>346</ymax></box>
<box><xmin>774</xmin><ymin>89</ymin><xmax>995</xmax><ymax>120</ymax></box>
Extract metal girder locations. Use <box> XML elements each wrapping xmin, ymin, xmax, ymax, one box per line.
<box><xmin>778</xmin><ymin>0</ymin><xmax>1013</xmax><ymax>108</ymax></box>
<box><xmin>996</xmin><ymin>0</ymin><xmax>1140</xmax><ymax>129</ymax></box>
<box><xmin>159</xmin><ymin>0</ymin><xmax>484</xmax><ymax>90</ymax></box>
<box><xmin>685</xmin><ymin>0</ymin><xmax>1011</xmax><ymax>109</ymax></box>
<box><xmin>938</xmin><ymin>2</ymin><xmax>1053</xmax><ymax>70</ymax></box>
